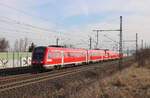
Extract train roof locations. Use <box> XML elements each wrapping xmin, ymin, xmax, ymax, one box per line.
<box><xmin>35</xmin><ymin>46</ymin><xmax>119</xmax><ymax>53</ymax></box>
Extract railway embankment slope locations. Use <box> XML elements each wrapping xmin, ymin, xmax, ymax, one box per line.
<box><xmin>71</xmin><ymin>59</ymin><xmax>150</xmax><ymax>98</ymax></box>
<box><xmin>0</xmin><ymin>57</ymin><xmax>135</xmax><ymax>98</ymax></box>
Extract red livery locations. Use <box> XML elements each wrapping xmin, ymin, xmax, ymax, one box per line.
<box><xmin>32</xmin><ymin>46</ymin><xmax>120</xmax><ymax>70</ymax></box>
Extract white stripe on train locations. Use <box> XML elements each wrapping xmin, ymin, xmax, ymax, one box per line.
<box><xmin>43</xmin><ymin>57</ymin><xmax>119</xmax><ymax>69</ymax></box>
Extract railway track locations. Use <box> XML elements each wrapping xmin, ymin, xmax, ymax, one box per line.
<box><xmin>0</xmin><ymin>57</ymin><xmax>134</xmax><ymax>93</ymax></box>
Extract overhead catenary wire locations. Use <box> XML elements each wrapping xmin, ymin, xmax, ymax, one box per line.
<box><xmin>0</xmin><ymin>16</ymin><xmax>91</xmax><ymax>44</ymax></box>
<box><xmin>0</xmin><ymin>2</ymin><xmax>52</xmax><ymax>24</ymax></box>
<box><xmin>0</xmin><ymin>16</ymin><xmax>58</xmax><ymax>33</ymax></box>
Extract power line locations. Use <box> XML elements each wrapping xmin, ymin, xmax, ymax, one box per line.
<box><xmin>92</xmin><ymin>16</ymin><xmax>123</xmax><ymax>70</ymax></box>
<box><xmin>0</xmin><ymin>17</ymin><xmax>91</xmax><ymax>46</ymax></box>
<box><xmin>0</xmin><ymin>16</ymin><xmax>58</xmax><ymax>33</ymax></box>
<box><xmin>0</xmin><ymin>2</ymin><xmax>51</xmax><ymax>23</ymax></box>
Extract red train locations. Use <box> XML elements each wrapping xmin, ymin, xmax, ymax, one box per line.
<box><xmin>31</xmin><ymin>46</ymin><xmax>121</xmax><ymax>70</ymax></box>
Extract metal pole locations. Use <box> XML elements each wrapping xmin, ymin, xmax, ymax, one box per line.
<box><xmin>119</xmin><ymin>16</ymin><xmax>123</xmax><ymax>70</ymax></box>
<box><xmin>17</xmin><ymin>51</ymin><xmax>19</xmax><ymax>66</ymax></box>
<box><xmin>97</xmin><ymin>30</ymin><xmax>99</xmax><ymax>48</ymax></box>
<box><xmin>127</xmin><ymin>48</ymin><xmax>129</xmax><ymax>56</ymax></box>
<box><xmin>56</xmin><ymin>37</ymin><xmax>59</xmax><ymax>46</ymax></box>
<box><xmin>27</xmin><ymin>52</ymin><xmax>28</xmax><ymax>66</ymax></box>
<box><xmin>141</xmin><ymin>40</ymin><xmax>143</xmax><ymax>50</ymax></box>
<box><xmin>13</xmin><ymin>52</ymin><xmax>14</xmax><ymax>67</ymax></box>
<box><xmin>89</xmin><ymin>37</ymin><xmax>92</xmax><ymax>49</ymax></box>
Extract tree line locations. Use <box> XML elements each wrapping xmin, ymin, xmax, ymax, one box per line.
<box><xmin>0</xmin><ymin>37</ymin><xmax>35</xmax><ymax>52</ymax></box>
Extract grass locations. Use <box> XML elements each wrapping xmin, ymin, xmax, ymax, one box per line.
<box><xmin>73</xmin><ymin>62</ymin><xmax>150</xmax><ymax>98</ymax></box>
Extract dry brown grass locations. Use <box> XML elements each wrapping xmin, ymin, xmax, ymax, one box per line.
<box><xmin>72</xmin><ymin>63</ymin><xmax>150</xmax><ymax>98</ymax></box>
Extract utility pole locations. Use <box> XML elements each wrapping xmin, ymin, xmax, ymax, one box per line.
<box><xmin>93</xmin><ymin>30</ymin><xmax>99</xmax><ymax>49</ymax></box>
<box><xmin>145</xmin><ymin>42</ymin><xmax>148</xmax><ymax>49</ymax></box>
<box><xmin>56</xmin><ymin>37</ymin><xmax>59</xmax><ymax>46</ymax></box>
<box><xmin>92</xmin><ymin>16</ymin><xmax>123</xmax><ymax>70</ymax></box>
<box><xmin>127</xmin><ymin>48</ymin><xmax>129</xmax><ymax>56</ymax></box>
<box><xmin>89</xmin><ymin>37</ymin><xmax>92</xmax><ymax>49</ymax></box>
<box><xmin>141</xmin><ymin>39</ymin><xmax>143</xmax><ymax>50</ymax></box>
<box><xmin>119</xmin><ymin>16</ymin><xmax>123</xmax><ymax>70</ymax></box>
<box><xmin>96</xmin><ymin>30</ymin><xmax>99</xmax><ymax>49</ymax></box>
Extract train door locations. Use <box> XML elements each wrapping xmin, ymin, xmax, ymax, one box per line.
<box><xmin>86</xmin><ymin>50</ymin><xmax>88</xmax><ymax>63</ymax></box>
<box><xmin>61</xmin><ymin>51</ymin><xmax>64</xmax><ymax>67</ymax></box>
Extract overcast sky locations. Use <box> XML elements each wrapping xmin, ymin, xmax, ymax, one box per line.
<box><xmin>0</xmin><ymin>0</ymin><xmax>150</xmax><ymax>50</ymax></box>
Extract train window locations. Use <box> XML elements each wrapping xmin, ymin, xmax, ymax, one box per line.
<box><xmin>76</xmin><ymin>53</ymin><xmax>78</xmax><ymax>57</ymax></box>
<box><xmin>70</xmin><ymin>53</ymin><xmax>73</xmax><ymax>57</ymax></box>
<box><xmin>48</xmin><ymin>52</ymin><xmax>52</xmax><ymax>58</ymax></box>
<box><xmin>67</xmin><ymin>53</ymin><xmax>69</xmax><ymax>57</ymax></box>
<box><xmin>54</xmin><ymin>53</ymin><xmax>57</xmax><ymax>58</ymax></box>
<box><xmin>33</xmin><ymin>47</ymin><xmax>46</xmax><ymax>61</ymax></box>
<box><xmin>57</xmin><ymin>53</ymin><xmax>60</xmax><ymax>58</ymax></box>
<box><xmin>67</xmin><ymin>53</ymin><xmax>71</xmax><ymax>57</ymax></box>
<box><xmin>73</xmin><ymin>53</ymin><xmax>75</xmax><ymax>57</ymax></box>
<box><xmin>72</xmin><ymin>53</ymin><xmax>74</xmax><ymax>57</ymax></box>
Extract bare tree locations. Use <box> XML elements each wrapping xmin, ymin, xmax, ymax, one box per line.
<box><xmin>14</xmin><ymin>39</ymin><xmax>19</xmax><ymax>52</ymax></box>
<box><xmin>19</xmin><ymin>38</ymin><xmax>24</xmax><ymax>52</ymax></box>
<box><xmin>13</xmin><ymin>38</ymin><xmax>29</xmax><ymax>52</ymax></box>
<box><xmin>0</xmin><ymin>38</ymin><xmax>9</xmax><ymax>52</ymax></box>
<box><xmin>24</xmin><ymin>38</ymin><xmax>28</xmax><ymax>52</ymax></box>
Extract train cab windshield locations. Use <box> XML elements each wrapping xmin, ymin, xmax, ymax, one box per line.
<box><xmin>32</xmin><ymin>47</ymin><xmax>46</xmax><ymax>61</ymax></box>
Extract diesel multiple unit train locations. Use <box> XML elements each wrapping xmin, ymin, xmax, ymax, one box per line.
<box><xmin>31</xmin><ymin>46</ymin><xmax>121</xmax><ymax>70</ymax></box>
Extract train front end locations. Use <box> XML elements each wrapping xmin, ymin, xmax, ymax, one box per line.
<box><xmin>31</xmin><ymin>46</ymin><xmax>47</xmax><ymax>69</ymax></box>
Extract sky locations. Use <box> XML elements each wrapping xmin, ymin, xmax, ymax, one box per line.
<box><xmin>0</xmin><ymin>0</ymin><xmax>150</xmax><ymax>50</ymax></box>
